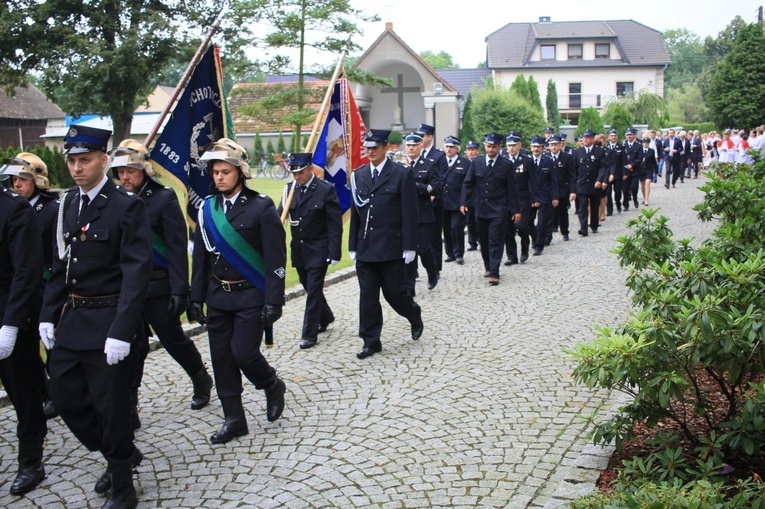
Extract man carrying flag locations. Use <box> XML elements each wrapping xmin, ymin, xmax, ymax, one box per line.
<box><xmin>189</xmin><ymin>138</ymin><xmax>287</xmax><ymax>444</ymax></box>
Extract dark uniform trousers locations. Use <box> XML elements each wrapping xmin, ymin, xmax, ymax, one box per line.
<box><xmin>405</xmin><ymin>222</ymin><xmax>437</xmax><ymax>295</ymax></box>
<box><xmin>533</xmin><ymin>204</ymin><xmax>552</xmax><ymax>252</ymax></box>
<box><xmin>466</xmin><ymin>207</ymin><xmax>478</xmax><ymax>248</ymax></box>
<box><xmin>0</xmin><ymin>190</ymin><xmax>47</xmax><ymax>467</ymax></box>
<box><xmin>143</xmin><ymin>295</ymin><xmax>203</xmax><ymax>375</ymax></box>
<box><xmin>479</xmin><ymin>216</ymin><xmax>507</xmax><ymax>276</ymax></box>
<box><xmin>550</xmin><ymin>197</ymin><xmax>571</xmax><ymax>238</ymax></box>
<box><xmin>506</xmin><ymin>209</ymin><xmax>532</xmax><ymax>261</ymax></box>
<box><xmin>443</xmin><ymin>209</ymin><xmax>467</xmax><ymax>259</ymax></box>
<box><xmin>42</xmin><ymin>180</ymin><xmax>151</xmax><ymax>474</ymax></box>
<box><xmin>191</xmin><ymin>190</ymin><xmax>286</xmax><ymax>401</ymax></box>
<box><xmin>578</xmin><ymin>194</ymin><xmax>601</xmax><ymax>231</ymax></box>
<box><xmin>296</xmin><ymin>265</ymin><xmax>333</xmax><ymax>342</ymax></box>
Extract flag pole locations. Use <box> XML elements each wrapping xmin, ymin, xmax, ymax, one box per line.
<box><xmin>144</xmin><ymin>6</ymin><xmax>227</xmax><ymax>147</ymax></box>
<box><xmin>279</xmin><ymin>51</ymin><xmax>347</xmax><ymax>224</ymax></box>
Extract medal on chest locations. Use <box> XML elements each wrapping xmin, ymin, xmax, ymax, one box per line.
<box><xmin>80</xmin><ymin>223</ymin><xmax>90</xmax><ymax>242</ymax></box>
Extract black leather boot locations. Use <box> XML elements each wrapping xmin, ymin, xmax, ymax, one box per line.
<box><xmin>100</xmin><ymin>469</ymin><xmax>137</xmax><ymax>509</ymax></box>
<box><xmin>190</xmin><ymin>367</ymin><xmax>213</xmax><ymax>410</ymax></box>
<box><xmin>210</xmin><ymin>396</ymin><xmax>248</xmax><ymax>444</ymax></box>
<box><xmin>94</xmin><ymin>447</ymin><xmax>142</xmax><ymax>495</ymax></box>
<box><xmin>10</xmin><ymin>461</ymin><xmax>45</xmax><ymax>495</ymax></box>
<box><xmin>264</xmin><ymin>377</ymin><xmax>286</xmax><ymax>422</ymax></box>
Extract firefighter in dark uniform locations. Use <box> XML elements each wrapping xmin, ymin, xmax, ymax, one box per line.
<box><xmin>39</xmin><ymin>125</ymin><xmax>151</xmax><ymax>509</ymax></box>
<box><xmin>460</xmin><ymin>133</ymin><xmax>520</xmax><ymax>286</ymax></box>
<box><xmin>572</xmin><ymin>129</ymin><xmax>609</xmax><ymax>236</ymax></box>
<box><xmin>277</xmin><ymin>152</ymin><xmax>342</xmax><ymax>350</ymax></box>
<box><xmin>189</xmin><ymin>138</ymin><xmax>287</xmax><ymax>444</ymax></box>
<box><xmin>463</xmin><ymin>140</ymin><xmax>480</xmax><ymax>251</ymax></box>
<box><xmin>416</xmin><ymin>123</ymin><xmax>448</xmax><ymax>274</ymax></box>
<box><xmin>560</xmin><ymin>133</ymin><xmax>573</xmax><ymax>155</ymax></box>
<box><xmin>622</xmin><ymin>127</ymin><xmax>641</xmax><ymax>211</ymax></box>
<box><xmin>442</xmin><ymin>136</ymin><xmax>471</xmax><ymax>265</ymax></box>
<box><xmin>107</xmin><ymin>139</ymin><xmax>213</xmax><ymax>433</ymax></box>
<box><xmin>503</xmin><ymin>133</ymin><xmax>537</xmax><ymax>265</ymax></box>
<box><xmin>605</xmin><ymin>129</ymin><xmax>624</xmax><ymax>215</ymax></box>
<box><xmin>349</xmin><ymin>129</ymin><xmax>423</xmax><ymax>359</ymax></box>
<box><xmin>0</xmin><ymin>153</ymin><xmax>60</xmax><ymax>420</ymax></box>
<box><xmin>529</xmin><ymin>137</ymin><xmax>558</xmax><ymax>256</ymax></box>
<box><xmin>545</xmin><ymin>136</ymin><xmax>575</xmax><ymax>243</ymax></box>
<box><xmin>0</xmin><ymin>179</ymin><xmax>47</xmax><ymax>496</ymax></box>
<box><xmin>403</xmin><ymin>132</ymin><xmax>441</xmax><ymax>294</ymax></box>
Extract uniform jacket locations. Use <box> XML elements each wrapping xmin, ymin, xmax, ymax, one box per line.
<box><xmin>550</xmin><ymin>151</ymin><xmax>575</xmax><ymax>200</ymax></box>
<box><xmin>442</xmin><ymin>156</ymin><xmax>471</xmax><ymax>211</ymax></box>
<box><xmin>420</xmin><ymin>146</ymin><xmax>448</xmax><ymax>207</ymax></box>
<box><xmin>636</xmin><ymin>146</ymin><xmax>658</xmax><ymax>178</ymax></box>
<box><xmin>460</xmin><ymin>155</ymin><xmax>520</xmax><ymax>219</ymax></box>
<box><xmin>349</xmin><ymin>159</ymin><xmax>418</xmax><ymax>262</ymax></box>
<box><xmin>278</xmin><ymin>177</ymin><xmax>342</xmax><ymax>269</ymax></box>
<box><xmin>409</xmin><ymin>157</ymin><xmax>441</xmax><ymax>224</ymax></box>
<box><xmin>532</xmin><ymin>154</ymin><xmax>558</xmax><ymax>205</ymax></box>
<box><xmin>573</xmin><ymin>145</ymin><xmax>609</xmax><ymax>196</ymax></box>
<box><xmin>140</xmin><ymin>179</ymin><xmax>189</xmax><ymax>299</ymax></box>
<box><xmin>622</xmin><ymin>140</ymin><xmax>642</xmax><ymax>178</ymax></box>
<box><xmin>508</xmin><ymin>153</ymin><xmax>538</xmax><ymax>210</ymax></box>
<box><xmin>41</xmin><ymin>178</ymin><xmax>152</xmax><ymax>348</ymax></box>
<box><xmin>33</xmin><ymin>192</ymin><xmax>59</xmax><ymax>278</ymax></box>
<box><xmin>606</xmin><ymin>142</ymin><xmax>625</xmax><ymax>179</ymax></box>
<box><xmin>0</xmin><ymin>188</ymin><xmax>42</xmax><ymax>330</ymax></box>
<box><xmin>192</xmin><ymin>186</ymin><xmax>286</xmax><ymax>310</ymax></box>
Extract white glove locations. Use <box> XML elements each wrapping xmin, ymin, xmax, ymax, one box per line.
<box><xmin>39</xmin><ymin>322</ymin><xmax>56</xmax><ymax>350</ymax></box>
<box><xmin>0</xmin><ymin>326</ymin><xmax>18</xmax><ymax>360</ymax></box>
<box><xmin>403</xmin><ymin>250</ymin><xmax>416</xmax><ymax>264</ymax></box>
<box><xmin>328</xmin><ymin>259</ymin><xmax>339</xmax><ymax>266</ymax></box>
<box><xmin>104</xmin><ymin>338</ymin><xmax>131</xmax><ymax>365</ymax></box>
<box><xmin>349</xmin><ymin>251</ymin><xmax>357</xmax><ymax>263</ymax></box>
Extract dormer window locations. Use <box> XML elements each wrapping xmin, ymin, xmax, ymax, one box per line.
<box><xmin>541</xmin><ymin>45</ymin><xmax>556</xmax><ymax>60</ymax></box>
<box><xmin>568</xmin><ymin>44</ymin><xmax>583</xmax><ymax>60</ymax></box>
<box><xmin>596</xmin><ymin>43</ymin><xmax>610</xmax><ymax>59</ymax></box>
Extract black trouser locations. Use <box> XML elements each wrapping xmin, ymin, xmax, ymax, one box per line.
<box><xmin>549</xmin><ymin>197</ymin><xmax>570</xmax><ymax>239</ymax></box>
<box><xmin>466</xmin><ymin>207</ymin><xmax>478</xmax><ymax>248</ymax></box>
<box><xmin>207</xmin><ymin>305</ymin><xmax>275</xmax><ymax>399</ymax></box>
<box><xmin>296</xmin><ymin>265</ymin><xmax>333</xmax><ymax>342</ymax></box>
<box><xmin>0</xmin><ymin>325</ymin><xmax>47</xmax><ymax>467</ymax></box>
<box><xmin>478</xmin><ymin>215</ymin><xmax>507</xmax><ymax>278</ymax></box>
<box><xmin>607</xmin><ymin>179</ymin><xmax>623</xmax><ymax>214</ymax></box>
<box><xmin>49</xmin><ymin>346</ymin><xmax>137</xmax><ymax>473</ymax></box>
<box><xmin>533</xmin><ymin>204</ymin><xmax>552</xmax><ymax>251</ymax></box>
<box><xmin>669</xmin><ymin>159</ymin><xmax>682</xmax><ymax>184</ymax></box>
<box><xmin>405</xmin><ymin>222</ymin><xmax>438</xmax><ymax>294</ymax></box>
<box><xmin>430</xmin><ymin>205</ymin><xmax>444</xmax><ymax>272</ymax></box>
<box><xmin>505</xmin><ymin>208</ymin><xmax>532</xmax><ymax>260</ymax></box>
<box><xmin>622</xmin><ymin>176</ymin><xmax>639</xmax><ymax>208</ymax></box>
<box><xmin>443</xmin><ymin>209</ymin><xmax>466</xmax><ymax>259</ymax></box>
<box><xmin>356</xmin><ymin>259</ymin><xmax>422</xmax><ymax>348</ymax></box>
<box><xmin>577</xmin><ymin>194</ymin><xmax>600</xmax><ymax>233</ymax></box>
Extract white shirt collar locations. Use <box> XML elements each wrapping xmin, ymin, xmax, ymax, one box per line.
<box><xmin>223</xmin><ymin>189</ymin><xmax>242</xmax><ymax>205</ymax></box>
<box><xmin>28</xmin><ymin>194</ymin><xmax>40</xmax><ymax>207</ymax></box>
<box><xmin>80</xmin><ymin>174</ymin><xmax>109</xmax><ymax>202</ymax></box>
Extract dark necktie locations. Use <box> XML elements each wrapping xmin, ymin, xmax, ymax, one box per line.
<box><xmin>487</xmin><ymin>159</ymin><xmax>494</xmax><ymax>169</ymax></box>
<box><xmin>79</xmin><ymin>194</ymin><xmax>90</xmax><ymax>219</ymax></box>
<box><xmin>372</xmin><ymin>168</ymin><xmax>379</xmax><ymax>184</ymax></box>
<box><xmin>534</xmin><ymin>158</ymin><xmax>540</xmax><ymax>167</ymax></box>
<box><xmin>225</xmin><ymin>199</ymin><xmax>233</xmax><ymax>213</ymax></box>
<box><xmin>300</xmin><ymin>185</ymin><xmax>307</xmax><ymax>194</ymax></box>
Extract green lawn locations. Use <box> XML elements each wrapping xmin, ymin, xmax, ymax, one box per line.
<box><xmin>246</xmin><ymin>176</ymin><xmax>354</xmax><ymax>289</ymax></box>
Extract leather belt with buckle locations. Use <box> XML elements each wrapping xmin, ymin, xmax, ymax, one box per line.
<box><xmin>67</xmin><ymin>293</ymin><xmax>119</xmax><ymax>308</ymax></box>
<box><xmin>214</xmin><ymin>275</ymin><xmax>253</xmax><ymax>292</ymax></box>
<box><xmin>151</xmin><ymin>269</ymin><xmax>169</xmax><ymax>280</ymax></box>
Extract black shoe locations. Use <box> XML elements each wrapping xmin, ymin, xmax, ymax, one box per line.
<box><xmin>411</xmin><ymin>317</ymin><xmax>424</xmax><ymax>340</ymax></box>
<box><xmin>591</xmin><ymin>228</ymin><xmax>598</xmax><ymax>234</ymax></box>
<box><xmin>444</xmin><ymin>257</ymin><xmax>455</xmax><ymax>263</ymax></box>
<box><xmin>606</xmin><ymin>212</ymin><xmax>613</xmax><ymax>217</ymax></box>
<box><xmin>520</xmin><ymin>252</ymin><xmax>529</xmax><ymax>263</ymax></box>
<box><xmin>427</xmin><ymin>274</ymin><xmax>439</xmax><ymax>290</ymax></box>
<box><xmin>467</xmin><ymin>245</ymin><xmax>477</xmax><ymax>251</ymax></box>
<box><xmin>299</xmin><ymin>338</ymin><xmax>317</xmax><ymax>349</ymax></box>
<box><xmin>578</xmin><ymin>230</ymin><xmax>588</xmax><ymax>237</ymax></box>
<box><xmin>210</xmin><ymin>397</ymin><xmax>249</xmax><ymax>444</ymax></box>
<box><xmin>617</xmin><ymin>208</ymin><xmax>622</xmax><ymax>214</ymax></box>
<box><xmin>100</xmin><ymin>469</ymin><xmax>138</xmax><ymax>509</ymax></box>
<box><xmin>42</xmin><ymin>400</ymin><xmax>58</xmax><ymax>420</ymax></box>
<box><xmin>190</xmin><ymin>367</ymin><xmax>213</xmax><ymax>410</ymax></box>
<box><xmin>544</xmin><ymin>238</ymin><xmax>552</xmax><ymax>246</ymax></box>
<box><xmin>456</xmin><ymin>258</ymin><xmax>464</xmax><ymax>265</ymax></box>
<box><xmin>10</xmin><ymin>462</ymin><xmax>45</xmax><ymax>495</ymax></box>
<box><xmin>264</xmin><ymin>377</ymin><xmax>286</xmax><ymax>422</ymax></box>
<box><xmin>356</xmin><ymin>342</ymin><xmax>382</xmax><ymax>359</ymax></box>
<box><xmin>623</xmin><ymin>205</ymin><xmax>629</xmax><ymax>211</ymax></box>
<box><xmin>562</xmin><ymin>234</ymin><xmax>570</xmax><ymax>241</ymax></box>
<box><xmin>533</xmin><ymin>248</ymin><xmax>542</xmax><ymax>256</ymax></box>
<box><xmin>94</xmin><ymin>448</ymin><xmax>142</xmax><ymax>495</ymax></box>
<box><xmin>634</xmin><ymin>200</ymin><xmax>639</xmax><ymax>208</ymax></box>
<box><xmin>317</xmin><ymin>316</ymin><xmax>335</xmax><ymax>333</ymax></box>
<box><xmin>504</xmin><ymin>259</ymin><xmax>518</xmax><ymax>266</ymax></box>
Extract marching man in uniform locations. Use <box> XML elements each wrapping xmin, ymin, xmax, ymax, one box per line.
<box><xmin>278</xmin><ymin>153</ymin><xmax>342</xmax><ymax>350</ymax></box>
<box><xmin>189</xmin><ymin>138</ymin><xmax>287</xmax><ymax>444</ymax></box>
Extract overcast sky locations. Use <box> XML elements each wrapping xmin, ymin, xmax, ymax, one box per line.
<box><xmin>349</xmin><ymin>1</ymin><xmax>763</xmax><ymax>68</ymax></box>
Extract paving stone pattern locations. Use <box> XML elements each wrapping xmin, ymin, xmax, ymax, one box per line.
<box><xmin>0</xmin><ymin>178</ymin><xmax>715</xmax><ymax>508</ymax></box>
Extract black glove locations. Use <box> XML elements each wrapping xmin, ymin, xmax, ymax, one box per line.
<box><xmin>168</xmin><ymin>294</ymin><xmax>189</xmax><ymax>318</ymax></box>
<box><xmin>188</xmin><ymin>302</ymin><xmax>207</xmax><ymax>325</ymax></box>
<box><xmin>261</xmin><ymin>305</ymin><xmax>282</xmax><ymax>329</ymax></box>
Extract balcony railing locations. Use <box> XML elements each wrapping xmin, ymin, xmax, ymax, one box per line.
<box><xmin>559</xmin><ymin>94</ymin><xmax>602</xmax><ymax>110</ymax></box>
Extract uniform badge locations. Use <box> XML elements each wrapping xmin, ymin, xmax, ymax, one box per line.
<box><xmin>274</xmin><ymin>267</ymin><xmax>286</xmax><ymax>279</ymax></box>
<box><xmin>517</xmin><ymin>166</ymin><xmax>524</xmax><ymax>173</ymax></box>
<box><xmin>591</xmin><ymin>155</ymin><xmax>596</xmax><ymax>161</ymax></box>
<box><xmin>80</xmin><ymin>223</ymin><xmax>90</xmax><ymax>241</ymax></box>
<box><xmin>68</xmin><ymin>127</ymin><xmax>78</xmax><ymax>138</ymax></box>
